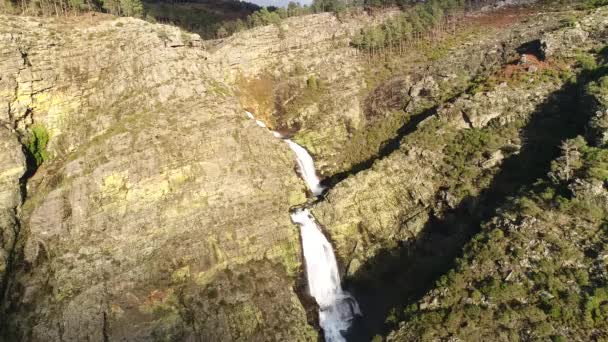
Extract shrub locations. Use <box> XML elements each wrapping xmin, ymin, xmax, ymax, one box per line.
<box><xmin>560</xmin><ymin>16</ymin><xmax>577</xmax><ymax>28</ymax></box>
<box><xmin>26</xmin><ymin>123</ymin><xmax>49</xmax><ymax>167</ymax></box>
<box><xmin>551</xmin><ymin>335</ymin><xmax>567</xmax><ymax>342</ymax></box>
<box><xmin>583</xmin><ymin>287</ymin><xmax>608</xmax><ymax>327</ymax></box>
<box><xmin>587</xmin><ymin>75</ymin><xmax>608</xmax><ymax>98</ymax></box>
<box><xmin>575</xmin><ymin>53</ymin><xmax>597</xmax><ymax>71</ymax></box>
<box><xmin>581</xmin><ymin>0</ymin><xmax>608</xmax><ymax>8</ymax></box>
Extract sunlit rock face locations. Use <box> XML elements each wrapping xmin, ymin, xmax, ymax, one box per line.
<box><xmin>0</xmin><ymin>15</ymin><xmax>315</xmax><ymax>341</ymax></box>
<box><xmin>0</xmin><ymin>128</ymin><xmax>26</xmax><ymax>303</ymax></box>
<box><xmin>247</xmin><ymin>0</ymin><xmax>313</xmax><ymax>7</ymax></box>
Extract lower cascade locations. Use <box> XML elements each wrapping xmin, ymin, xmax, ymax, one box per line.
<box><xmin>245</xmin><ymin>112</ymin><xmax>361</xmax><ymax>341</ymax></box>
<box><xmin>291</xmin><ymin>209</ymin><xmax>361</xmax><ymax>341</ymax></box>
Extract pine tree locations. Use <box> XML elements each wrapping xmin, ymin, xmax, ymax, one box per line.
<box><xmin>119</xmin><ymin>0</ymin><xmax>142</xmax><ymax>17</ymax></box>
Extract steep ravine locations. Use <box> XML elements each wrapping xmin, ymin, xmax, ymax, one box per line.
<box><xmin>1</xmin><ymin>5</ymin><xmax>606</xmax><ymax>341</ymax></box>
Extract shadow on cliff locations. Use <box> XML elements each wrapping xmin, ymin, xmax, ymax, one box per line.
<box><xmin>321</xmin><ymin>105</ymin><xmax>439</xmax><ymax>189</ymax></box>
<box><xmin>0</xmin><ymin>133</ymin><xmax>43</xmax><ymax>338</ymax></box>
<box><xmin>343</xmin><ymin>75</ymin><xmax>590</xmax><ymax>341</ymax></box>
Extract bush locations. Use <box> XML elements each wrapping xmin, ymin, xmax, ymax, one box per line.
<box><xmin>583</xmin><ymin>287</ymin><xmax>608</xmax><ymax>327</ymax></box>
<box><xmin>587</xmin><ymin>75</ymin><xmax>608</xmax><ymax>98</ymax></box>
<box><xmin>575</xmin><ymin>53</ymin><xmax>597</xmax><ymax>71</ymax></box>
<box><xmin>580</xmin><ymin>0</ymin><xmax>608</xmax><ymax>8</ymax></box>
<box><xmin>560</xmin><ymin>16</ymin><xmax>577</xmax><ymax>28</ymax></box>
<box><xmin>26</xmin><ymin>123</ymin><xmax>49</xmax><ymax>167</ymax></box>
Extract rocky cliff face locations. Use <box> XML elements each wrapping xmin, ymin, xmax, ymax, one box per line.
<box><xmin>0</xmin><ymin>128</ymin><xmax>25</xmax><ymax>306</ymax></box>
<box><xmin>0</xmin><ymin>15</ymin><xmax>314</xmax><ymax>341</ymax></box>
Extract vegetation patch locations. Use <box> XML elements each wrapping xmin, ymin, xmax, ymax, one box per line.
<box><xmin>25</xmin><ymin>123</ymin><xmax>50</xmax><ymax>167</ymax></box>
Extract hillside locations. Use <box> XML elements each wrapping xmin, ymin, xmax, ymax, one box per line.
<box><xmin>388</xmin><ymin>44</ymin><xmax>608</xmax><ymax>340</ymax></box>
<box><xmin>0</xmin><ymin>0</ymin><xmax>607</xmax><ymax>341</ymax></box>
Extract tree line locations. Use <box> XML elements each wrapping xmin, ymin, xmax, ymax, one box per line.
<box><xmin>351</xmin><ymin>0</ymin><xmax>482</xmax><ymax>55</ymax></box>
<box><xmin>0</xmin><ymin>0</ymin><xmax>502</xmax><ymax>42</ymax></box>
<box><xmin>0</xmin><ymin>0</ymin><xmax>313</xmax><ymax>39</ymax></box>
<box><xmin>0</xmin><ymin>0</ymin><xmax>144</xmax><ymax>17</ymax></box>
<box><xmin>214</xmin><ymin>2</ymin><xmax>315</xmax><ymax>39</ymax></box>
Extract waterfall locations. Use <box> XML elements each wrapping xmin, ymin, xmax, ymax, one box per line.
<box><xmin>291</xmin><ymin>209</ymin><xmax>361</xmax><ymax>342</ymax></box>
<box><xmin>284</xmin><ymin>139</ymin><xmax>325</xmax><ymax>197</ymax></box>
<box><xmin>245</xmin><ymin>111</ymin><xmax>361</xmax><ymax>341</ymax></box>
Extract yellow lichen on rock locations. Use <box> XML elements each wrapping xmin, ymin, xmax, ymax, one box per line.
<box><xmin>101</xmin><ymin>172</ymin><xmax>128</xmax><ymax>200</ymax></box>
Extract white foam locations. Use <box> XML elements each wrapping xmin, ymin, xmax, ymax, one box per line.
<box><xmin>284</xmin><ymin>139</ymin><xmax>325</xmax><ymax>197</ymax></box>
<box><xmin>291</xmin><ymin>209</ymin><xmax>361</xmax><ymax>342</ymax></box>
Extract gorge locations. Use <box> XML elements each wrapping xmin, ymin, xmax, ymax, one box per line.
<box><xmin>0</xmin><ymin>1</ymin><xmax>607</xmax><ymax>341</ymax></box>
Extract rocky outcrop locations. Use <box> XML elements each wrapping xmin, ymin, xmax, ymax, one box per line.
<box><xmin>440</xmin><ymin>80</ymin><xmax>559</xmax><ymax>129</ymax></box>
<box><xmin>541</xmin><ymin>8</ymin><xmax>608</xmax><ymax>59</ymax></box>
<box><xmin>314</xmin><ymin>144</ymin><xmax>441</xmax><ymax>276</ymax></box>
<box><xmin>207</xmin><ymin>11</ymin><xmax>388</xmax><ymax>82</ymax></box>
<box><xmin>0</xmin><ymin>15</ymin><xmax>315</xmax><ymax>341</ymax></box>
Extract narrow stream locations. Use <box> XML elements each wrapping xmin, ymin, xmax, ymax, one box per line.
<box><xmin>245</xmin><ymin>111</ymin><xmax>361</xmax><ymax>341</ymax></box>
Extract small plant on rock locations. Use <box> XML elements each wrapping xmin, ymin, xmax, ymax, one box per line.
<box><xmin>26</xmin><ymin>123</ymin><xmax>49</xmax><ymax>167</ymax></box>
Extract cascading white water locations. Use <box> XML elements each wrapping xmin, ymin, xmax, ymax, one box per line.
<box><xmin>245</xmin><ymin>111</ymin><xmax>361</xmax><ymax>341</ymax></box>
<box><xmin>284</xmin><ymin>139</ymin><xmax>325</xmax><ymax>197</ymax></box>
<box><xmin>291</xmin><ymin>209</ymin><xmax>361</xmax><ymax>342</ymax></box>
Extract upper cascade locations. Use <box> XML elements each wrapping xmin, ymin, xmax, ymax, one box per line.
<box><xmin>284</xmin><ymin>139</ymin><xmax>325</xmax><ymax>197</ymax></box>
<box><xmin>245</xmin><ymin>111</ymin><xmax>325</xmax><ymax>196</ymax></box>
